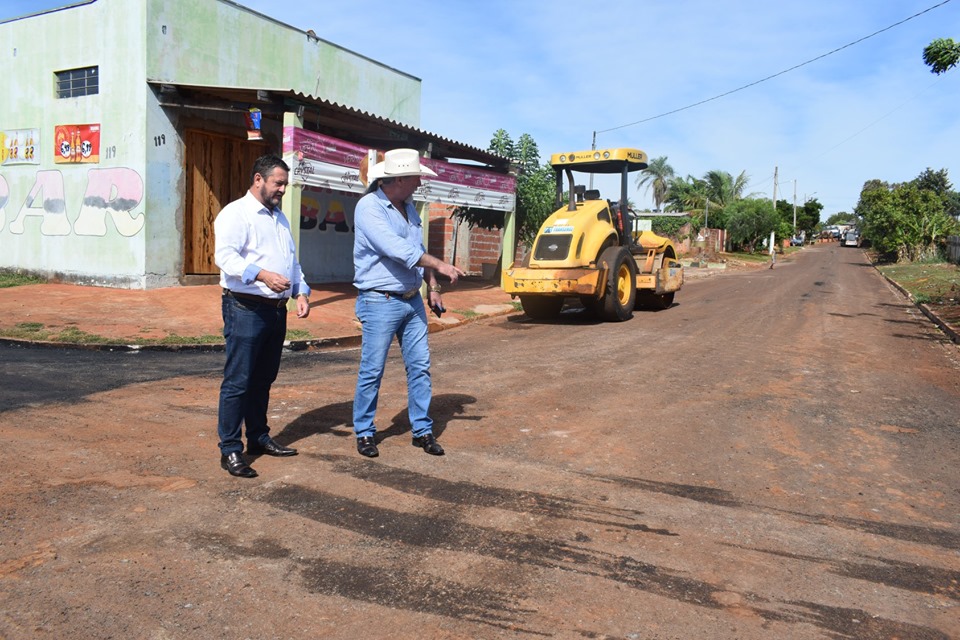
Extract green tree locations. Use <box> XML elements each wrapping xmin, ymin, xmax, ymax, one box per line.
<box><xmin>634</xmin><ymin>156</ymin><xmax>675</xmax><ymax>212</ymax></box>
<box><xmin>452</xmin><ymin>130</ymin><xmax>555</xmax><ymax>247</ymax></box>
<box><xmin>912</xmin><ymin>168</ymin><xmax>960</xmax><ymax>218</ymax></box>
<box><xmin>664</xmin><ymin>175</ymin><xmax>704</xmax><ymax>213</ymax></box>
<box><xmin>923</xmin><ymin>38</ymin><xmax>960</xmax><ymax>75</ymax></box>
<box><xmin>488</xmin><ymin>128</ymin><xmax>515</xmax><ymax>159</ymax></box>
<box><xmin>856</xmin><ymin>179</ymin><xmax>959</xmax><ymax>262</ymax></box>
<box><xmin>797</xmin><ymin>198</ymin><xmax>822</xmax><ymax>234</ymax></box>
<box><xmin>725</xmin><ymin>198</ymin><xmax>779</xmax><ymax>252</ymax></box>
<box><xmin>704</xmin><ymin>170</ymin><xmax>751</xmax><ymax>209</ymax></box>
<box><xmin>826</xmin><ymin>212</ymin><xmax>857</xmax><ymax>226</ymax></box>
<box><xmin>663</xmin><ymin>169</ymin><xmax>751</xmax><ymax>230</ymax></box>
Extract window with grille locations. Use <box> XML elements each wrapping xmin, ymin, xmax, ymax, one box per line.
<box><xmin>55</xmin><ymin>66</ymin><xmax>98</xmax><ymax>98</ymax></box>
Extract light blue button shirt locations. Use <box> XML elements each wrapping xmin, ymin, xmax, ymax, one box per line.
<box><xmin>214</xmin><ymin>191</ymin><xmax>310</xmax><ymax>299</ymax></box>
<box><xmin>353</xmin><ymin>188</ymin><xmax>425</xmax><ymax>292</ymax></box>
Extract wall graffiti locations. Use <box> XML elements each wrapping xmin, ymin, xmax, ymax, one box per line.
<box><xmin>0</xmin><ymin>167</ymin><xmax>144</xmax><ymax>237</ymax></box>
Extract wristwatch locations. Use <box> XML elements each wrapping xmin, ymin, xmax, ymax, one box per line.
<box><xmin>429</xmin><ymin>284</ymin><xmax>441</xmax><ymax>293</ymax></box>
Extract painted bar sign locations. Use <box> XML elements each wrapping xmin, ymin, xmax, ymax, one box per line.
<box><xmin>54</xmin><ymin>123</ymin><xmax>100</xmax><ymax>164</ymax></box>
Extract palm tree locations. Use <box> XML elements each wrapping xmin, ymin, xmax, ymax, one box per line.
<box><xmin>664</xmin><ymin>175</ymin><xmax>705</xmax><ymax>213</ymax></box>
<box><xmin>703</xmin><ymin>170</ymin><xmax>750</xmax><ymax>209</ymax></box>
<box><xmin>635</xmin><ymin>156</ymin><xmax>675</xmax><ymax>212</ymax></box>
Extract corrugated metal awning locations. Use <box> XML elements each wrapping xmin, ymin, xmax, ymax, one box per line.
<box><xmin>149</xmin><ymin>82</ymin><xmax>511</xmax><ymax>173</ymax></box>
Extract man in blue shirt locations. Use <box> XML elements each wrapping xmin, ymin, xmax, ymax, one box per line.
<box><xmin>352</xmin><ymin>149</ymin><xmax>466</xmax><ymax>458</ymax></box>
<box><xmin>214</xmin><ymin>154</ymin><xmax>311</xmax><ymax>478</ymax></box>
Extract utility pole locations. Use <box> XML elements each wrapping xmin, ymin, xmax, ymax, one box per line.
<box><xmin>588</xmin><ymin>131</ymin><xmax>596</xmax><ymax>190</ymax></box>
<box><xmin>771</xmin><ymin>167</ymin><xmax>778</xmax><ymax>255</ymax></box>
<box><xmin>772</xmin><ymin>166</ymin><xmax>778</xmax><ymax>211</ymax></box>
<box><xmin>793</xmin><ymin>179</ymin><xmax>797</xmax><ymax>232</ymax></box>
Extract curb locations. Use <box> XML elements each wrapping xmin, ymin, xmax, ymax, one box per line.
<box><xmin>877</xmin><ymin>270</ymin><xmax>960</xmax><ymax>345</ymax></box>
<box><xmin>0</xmin><ymin>306</ymin><xmax>522</xmax><ymax>352</ymax></box>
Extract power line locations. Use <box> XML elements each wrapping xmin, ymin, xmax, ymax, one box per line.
<box><xmin>595</xmin><ymin>0</ymin><xmax>953</xmax><ymax>135</ymax></box>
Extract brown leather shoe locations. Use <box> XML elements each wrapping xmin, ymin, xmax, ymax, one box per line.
<box><xmin>220</xmin><ymin>452</ymin><xmax>258</xmax><ymax>478</ymax></box>
<box><xmin>412</xmin><ymin>433</ymin><xmax>444</xmax><ymax>456</ymax></box>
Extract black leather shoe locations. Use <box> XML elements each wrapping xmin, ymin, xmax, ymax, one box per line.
<box><xmin>356</xmin><ymin>436</ymin><xmax>379</xmax><ymax>458</ymax></box>
<box><xmin>412</xmin><ymin>433</ymin><xmax>444</xmax><ymax>456</ymax></box>
<box><xmin>247</xmin><ymin>437</ymin><xmax>298</xmax><ymax>457</ymax></box>
<box><xmin>220</xmin><ymin>452</ymin><xmax>258</xmax><ymax>478</ymax></box>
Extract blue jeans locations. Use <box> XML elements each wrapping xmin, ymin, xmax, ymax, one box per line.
<box><xmin>353</xmin><ymin>291</ymin><xmax>433</xmax><ymax>439</ymax></box>
<box><xmin>217</xmin><ymin>295</ymin><xmax>287</xmax><ymax>454</ymax></box>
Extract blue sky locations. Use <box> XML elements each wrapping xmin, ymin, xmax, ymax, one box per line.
<box><xmin>4</xmin><ymin>0</ymin><xmax>958</xmax><ymax>218</ymax></box>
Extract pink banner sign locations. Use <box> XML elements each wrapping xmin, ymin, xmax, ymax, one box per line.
<box><xmin>284</xmin><ymin>127</ymin><xmax>516</xmax><ymax>211</ymax></box>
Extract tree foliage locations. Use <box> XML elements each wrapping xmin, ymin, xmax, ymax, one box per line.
<box><xmin>452</xmin><ymin>130</ymin><xmax>555</xmax><ymax>247</ymax></box>
<box><xmin>923</xmin><ymin>38</ymin><xmax>960</xmax><ymax>75</ymax></box>
<box><xmin>634</xmin><ymin>156</ymin><xmax>675</xmax><ymax>211</ymax></box>
<box><xmin>855</xmin><ymin>169</ymin><xmax>960</xmax><ymax>262</ymax></box>
<box><xmin>773</xmin><ymin>198</ymin><xmax>820</xmax><ymax>238</ymax></box>
<box><xmin>826</xmin><ymin>211</ymin><xmax>857</xmax><ymax>226</ymax></box>
<box><xmin>725</xmin><ymin>198</ymin><xmax>779</xmax><ymax>252</ymax></box>
<box><xmin>798</xmin><ymin>198</ymin><xmax>823</xmax><ymax>234</ymax></box>
<box><xmin>662</xmin><ymin>169</ymin><xmax>751</xmax><ymax>231</ymax></box>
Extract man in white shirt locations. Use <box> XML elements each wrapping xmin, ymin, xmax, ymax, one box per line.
<box><xmin>214</xmin><ymin>154</ymin><xmax>311</xmax><ymax>478</ymax></box>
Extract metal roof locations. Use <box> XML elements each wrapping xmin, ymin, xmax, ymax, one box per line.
<box><xmin>150</xmin><ymin>82</ymin><xmax>511</xmax><ymax>173</ymax></box>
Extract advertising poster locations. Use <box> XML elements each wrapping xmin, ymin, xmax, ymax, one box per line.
<box><xmin>54</xmin><ymin>123</ymin><xmax>100</xmax><ymax>164</ymax></box>
<box><xmin>1</xmin><ymin>128</ymin><xmax>41</xmax><ymax>165</ymax></box>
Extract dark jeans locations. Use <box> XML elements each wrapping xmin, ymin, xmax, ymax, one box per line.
<box><xmin>217</xmin><ymin>294</ymin><xmax>287</xmax><ymax>455</ymax></box>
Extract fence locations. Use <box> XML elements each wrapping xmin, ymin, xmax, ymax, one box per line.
<box><xmin>949</xmin><ymin>236</ymin><xmax>960</xmax><ymax>265</ymax></box>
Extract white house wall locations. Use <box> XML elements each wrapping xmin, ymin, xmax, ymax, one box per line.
<box><xmin>0</xmin><ymin>0</ymin><xmax>151</xmax><ymax>287</ymax></box>
<box><xmin>1</xmin><ymin>0</ymin><xmax>425</xmax><ymax>288</ymax></box>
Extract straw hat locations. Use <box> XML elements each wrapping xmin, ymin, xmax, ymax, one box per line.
<box><xmin>367</xmin><ymin>148</ymin><xmax>437</xmax><ymax>182</ymax></box>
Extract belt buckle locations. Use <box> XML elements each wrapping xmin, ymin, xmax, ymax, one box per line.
<box><xmin>402</xmin><ymin>289</ymin><xmax>417</xmax><ymax>300</ymax></box>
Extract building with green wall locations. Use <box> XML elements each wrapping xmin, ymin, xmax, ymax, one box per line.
<box><xmin>0</xmin><ymin>0</ymin><xmax>425</xmax><ymax>288</ymax></box>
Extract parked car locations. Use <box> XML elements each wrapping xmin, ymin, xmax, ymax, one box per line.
<box><xmin>789</xmin><ymin>236</ymin><xmax>804</xmax><ymax>246</ymax></box>
<box><xmin>842</xmin><ymin>230</ymin><xmax>861</xmax><ymax>247</ymax></box>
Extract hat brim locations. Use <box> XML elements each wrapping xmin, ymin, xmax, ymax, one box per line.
<box><xmin>367</xmin><ymin>162</ymin><xmax>438</xmax><ymax>182</ymax></box>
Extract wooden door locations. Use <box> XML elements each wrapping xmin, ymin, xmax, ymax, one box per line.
<box><xmin>184</xmin><ymin>130</ymin><xmax>267</xmax><ymax>274</ymax></box>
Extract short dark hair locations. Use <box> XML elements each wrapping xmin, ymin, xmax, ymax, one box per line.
<box><xmin>251</xmin><ymin>154</ymin><xmax>289</xmax><ymax>183</ymax></box>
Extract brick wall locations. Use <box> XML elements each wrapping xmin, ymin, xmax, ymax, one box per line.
<box><xmin>426</xmin><ymin>203</ymin><xmax>503</xmax><ymax>277</ymax></box>
<box><xmin>467</xmin><ymin>227</ymin><xmax>502</xmax><ymax>274</ymax></box>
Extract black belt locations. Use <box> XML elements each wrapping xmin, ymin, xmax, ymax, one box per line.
<box><xmin>224</xmin><ymin>289</ymin><xmax>289</xmax><ymax>308</ymax></box>
<box><xmin>368</xmin><ymin>289</ymin><xmax>419</xmax><ymax>300</ymax></box>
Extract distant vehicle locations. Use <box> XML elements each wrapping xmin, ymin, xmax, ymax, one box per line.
<box><xmin>789</xmin><ymin>236</ymin><xmax>804</xmax><ymax>246</ymax></box>
<box><xmin>821</xmin><ymin>225</ymin><xmax>840</xmax><ymax>240</ymax></box>
<box><xmin>842</xmin><ymin>230</ymin><xmax>861</xmax><ymax>247</ymax></box>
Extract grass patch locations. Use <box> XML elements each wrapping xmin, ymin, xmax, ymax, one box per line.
<box><xmin>0</xmin><ymin>271</ymin><xmax>45</xmax><ymax>288</ymax></box>
<box><xmin>511</xmin><ymin>301</ymin><xmax>524</xmax><ymax>312</ymax></box>
<box><xmin>450</xmin><ymin>308</ymin><xmax>480</xmax><ymax>319</ymax></box>
<box><xmin>726</xmin><ymin>251</ymin><xmax>775</xmax><ymax>264</ymax></box>
<box><xmin>141</xmin><ymin>334</ymin><xmax>224</xmax><ymax>346</ymax></box>
<box><xmin>877</xmin><ymin>261</ymin><xmax>959</xmax><ymax>304</ymax></box>
<box><xmin>0</xmin><ymin>322</ymin><xmax>225</xmax><ymax>345</ymax></box>
<box><xmin>2</xmin><ymin>322</ymin><xmax>52</xmax><ymax>341</ymax></box>
<box><xmin>285</xmin><ymin>328</ymin><xmax>313</xmax><ymax>341</ymax></box>
<box><xmin>51</xmin><ymin>327</ymin><xmax>113</xmax><ymax>344</ymax></box>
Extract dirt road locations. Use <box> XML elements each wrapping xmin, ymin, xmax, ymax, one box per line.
<box><xmin>1</xmin><ymin>245</ymin><xmax>958</xmax><ymax>639</ymax></box>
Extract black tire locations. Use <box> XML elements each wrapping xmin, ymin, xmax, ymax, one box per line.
<box><xmin>519</xmin><ymin>295</ymin><xmax>563</xmax><ymax>320</ymax></box>
<box><xmin>579</xmin><ymin>295</ymin><xmax>602</xmax><ymax>317</ymax></box>
<box><xmin>599</xmin><ymin>246</ymin><xmax>636</xmax><ymax>321</ymax></box>
<box><xmin>636</xmin><ymin>290</ymin><xmax>674</xmax><ymax>310</ymax></box>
